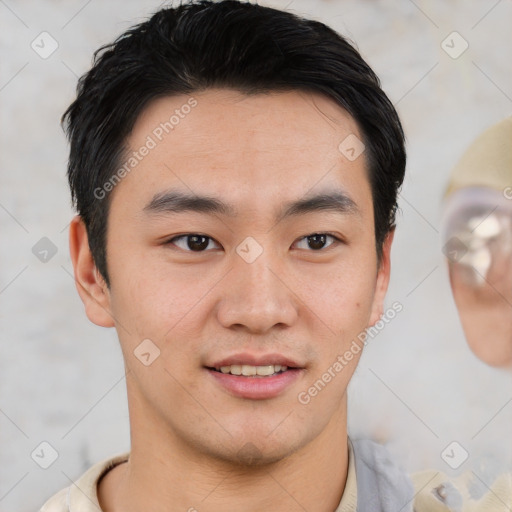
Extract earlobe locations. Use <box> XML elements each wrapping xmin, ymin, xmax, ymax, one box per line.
<box><xmin>368</xmin><ymin>229</ymin><xmax>394</xmax><ymax>327</ymax></box>
<box><xmin>69</xmin><ymin>215</ymin><xmax>115</xmax><ymax>328</ymax></box>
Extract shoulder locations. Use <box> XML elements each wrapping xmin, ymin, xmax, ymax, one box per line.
<box><xmin>350</xmin><ymin>438</ymin><xmax>415</xmax><ymax>511</ymax></box>
<box><xmin>39</xmin><ymin>452</ymin><xmax>130</xmax><ymax>512</ymax></box>
<box><xmin>350</xmin><ymin>439</ymin><xmax>512</xmax><ymax>512</ymax></box>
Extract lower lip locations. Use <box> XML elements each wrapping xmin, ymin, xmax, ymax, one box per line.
<box><xmin>206</xmin><ymin>368</ymin><xmax>303</xmax><ymax>400</ymax></box>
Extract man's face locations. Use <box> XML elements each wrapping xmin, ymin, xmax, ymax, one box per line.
<box><xmin>84</xmin><ymin>89</ymin><xmax>391</xmax><ymax>464</ymax></box>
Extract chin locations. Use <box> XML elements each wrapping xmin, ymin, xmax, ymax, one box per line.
<box><xmin>227</xmin><ymin>426</ymin><xmax>313</xmax><ymax>468</ymax></box>
<box><xmin>219</xmin><ymin>440</ymin><xmax>301</xmax><ymax>468</ymax></box>
<box><xmin>186</xmin><ymin>425</ymin><xmax>303</xmax><ymax>469</ymax></box>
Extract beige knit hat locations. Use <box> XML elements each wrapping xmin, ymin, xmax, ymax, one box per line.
<box><xmin>445</xmin><ymin>117</ymin><xmax>512</xmax><ymax>197</ymax></box>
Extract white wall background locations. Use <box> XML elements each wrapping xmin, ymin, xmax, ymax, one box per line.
<box><xmin>1</xmin><ymin>0</ymin><xmax>511</xmax><ymax>510</ymax></box>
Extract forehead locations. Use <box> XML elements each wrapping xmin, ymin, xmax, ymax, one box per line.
<box><xmin>131</xmin><ymin>88</ymin><xmax>361</xmax><ymax>152</ymax></box>
<box><xmin>115</xmin><ymin>88</ymin><xmax>371</xmax><ymax>216</ymax></box>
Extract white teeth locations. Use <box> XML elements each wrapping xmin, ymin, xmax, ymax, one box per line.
<box><xmin>242</xmin><ymin>365</ymin><xmax>256</xmax><ymax>376</ymax></box>
<box><xmin>217</xmin><ymin>364</ymin><xmax>288</xmax><ymax>376</ymax></box>
<box><xmin>256</xmin><ymin>365</ymin><xmax>275</xmax><ymax>376</ymax></box>
<box><xmin>230</xmin><ymin>365</ymin><xmax>242</xmax><ymax>375</ymax></box>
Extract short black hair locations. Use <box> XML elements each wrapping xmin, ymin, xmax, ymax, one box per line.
<box><xmin>62</xmin><ymin>0</ymin><xmax>406</xmax><ymax>287</ymax></box>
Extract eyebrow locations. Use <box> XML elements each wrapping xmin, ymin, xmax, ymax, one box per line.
<box><xmin>143</xmin><ymin>189</ymin><xmax>360</xmax><ymax>221</ymax></box>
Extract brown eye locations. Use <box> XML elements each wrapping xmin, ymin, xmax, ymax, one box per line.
<box><xmin>294</xmin><ymin>233</ymin><xmax>339</xmax><ymax>251</ymax></box>
<box><xmin>307</xmin><ymin>234</ymin><xmax>327</xmax><ymax>250</ymax></box>
<box><xmin>186</xmin><ymin>235</ymin><xmax>210</xmax><ymax>251</ymax></box>
<box><xmin>168</xmin><ymin>234</ymin><xmax>220</xmax><ymax>252</ymax></box>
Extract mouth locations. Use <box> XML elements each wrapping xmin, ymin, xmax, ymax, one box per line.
<box><xmin>205</xmin><ymin>356</ymin><xmax>304</xmax><ymax>400</ymax></box>
<box><xmin>207</xmin><ymin>364</ymin><xmax>291</xmax><ymax>377</ymax></box>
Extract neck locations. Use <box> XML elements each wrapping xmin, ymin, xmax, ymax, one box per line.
<box><xmin>98</xmin><ymin>386</ymin><xmax>349</xmax><ymax>512</ymax></box>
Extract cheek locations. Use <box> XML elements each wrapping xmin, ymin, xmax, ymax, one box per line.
<box><xmin>292</xmin><ymin>257</ymin><xmax>376</xmax><ymax>329</ymax></box>
<box><xmin>108</xmin><ymin>241</ymin><xmax>213</xmax><ymax>333</ymax></box>
<box><xmin>112</xmin><ymin>278</ymin><xmax>209</xmax><ymax>347</ymax></box>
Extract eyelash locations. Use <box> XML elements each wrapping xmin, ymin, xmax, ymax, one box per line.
<box><xmin>165</xmin><ymin>232</ymin><xmax>343</xmax><ymax>252</ymax></box>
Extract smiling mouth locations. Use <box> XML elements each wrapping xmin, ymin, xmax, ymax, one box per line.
<box><xmin>208</xmin><ymin>364</ymin><xmax>290</xmax><ymax>377</ymax></box>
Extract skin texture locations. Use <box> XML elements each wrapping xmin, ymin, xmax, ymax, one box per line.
<box><xmin>69</xmin><ymin>89</ymin><xmax>394</xmax><ymax>512</ymax></box>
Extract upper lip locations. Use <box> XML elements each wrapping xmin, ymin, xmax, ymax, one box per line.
<box><xmin>208</xmin><ymin>353</ymin><xmax>303</xmax><ymax>369</ymax></box>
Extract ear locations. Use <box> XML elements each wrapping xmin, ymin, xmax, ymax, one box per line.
<box><xmin>368</xmin><ymin>229</ymin><xmax>394</xmax><ymax>327</ymax></box>
<box><xmin>69</xmin><ymin>215</ymin><xmax>115</xmax><ymax>328</ymax></box>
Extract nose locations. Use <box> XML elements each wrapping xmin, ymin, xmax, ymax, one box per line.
<box><xmin>215</xmin><ymin>246</ymin><xmax>299</xmax><ymax>334</ymax></box>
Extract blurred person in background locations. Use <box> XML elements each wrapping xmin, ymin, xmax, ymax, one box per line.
<box><xmin>442</xmin><ymin>117</ymin><xmax>512</xmax><ymax>369</ymax></box>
